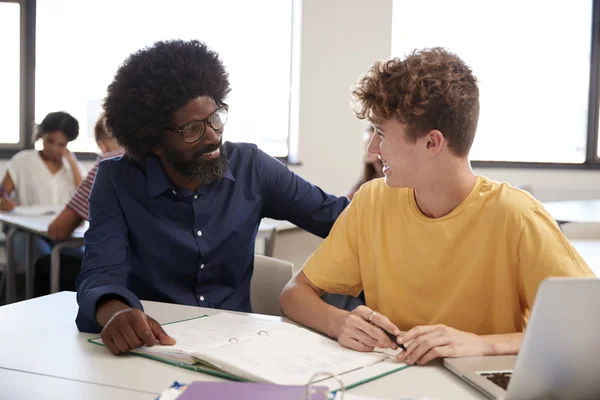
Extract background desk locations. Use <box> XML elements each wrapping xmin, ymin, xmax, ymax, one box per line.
<box><xmin>0</xmin><ymin>368</ymin><xmax>155</xmax><ymax>400</ymax></box>
<box><xmin>0</xmin><ymin>212</ymin><xmax>86</xmax><ymax>303</ymax></box>
<box><xmin>1</xmin><ymin>213</ymin><xmax>295</xmax><ymax>304</ymax></box>
<box><xmin>543</xmin><ymin>199</ymin><xmax>600</xmax><ymax>224</ymax></box>
<box><xmin>0</xmin><ymin>292</ymin><xmax>484</xmax><ymax>399</ymax></box>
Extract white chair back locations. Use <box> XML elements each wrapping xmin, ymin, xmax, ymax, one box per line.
<box><xmin>251</xmin><ymin>254</ymin><xmax>293</xmax><ymax>316</ymax></box>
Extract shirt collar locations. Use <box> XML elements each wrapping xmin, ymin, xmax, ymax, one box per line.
<box><xmin>145</xmin><ymin>155</ymin><xmax>236</xmax><ymax>198</ymax></box>
<box><xmin>223</xmin><ymin>169</ymin><xmax>236</xmax><ymax>182</ymax></box>
<box><xmin>100</xmin><ymin>148</ymin><xmax>126</xmax><ymax>160</ymax></box>
<box><xmin>145</xmin><ymin>156</ymin><xmax>175</xmax><ymax>198</ymax></box>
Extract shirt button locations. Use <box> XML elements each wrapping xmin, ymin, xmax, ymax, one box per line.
<box><xmin>199</xmin><ymin>296</ymin><xmax>205</xmax><ymax>301</ymax></box>
<box><xmin>194</xmin><ymin>194</ymin><xmax>198</xmax><ymax>199</ymax></box>
<box><xmin>200</xmin><ymin>264</ymin><xmax>205</xmax><ymax>269</ymax></box>
<box><xmin>197</xmin><ymin>230</ymin><xmax>202</xmax><ymax>237</ymax></box>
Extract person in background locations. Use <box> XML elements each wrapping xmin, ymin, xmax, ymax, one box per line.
<box><xmin>0</xmin><ymin>111</ymin><xmax>86</xmax><ymax>266</ymax></box>
<box><xmin>280</xmin><ymin>48</ymin><xmax>595</xmax><ymax>366</ymax></box>
<box><xmin>75</xmin><ymin>40</ymin><xmax>349</xmax><ymax>356</ymax></box>
<box><xmin>33</xmin><ymin>114</ymin><xmax>125</xmax><ymax>296</ymax></box>
<box><xmin>325</xmin><ymin>126</ymin><xmax>384</xmax><ymax>313</ymax></box>
<box><xmin>46</xmin><ymin>113</ymin><xmax>124</xmax><ymax>241</ymax></box>
<box><xmin>346</xmin><ymin>126</ymin><xmax>384</xmax><ymax>200</ymax></box>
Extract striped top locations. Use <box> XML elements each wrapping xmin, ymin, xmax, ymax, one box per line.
<box><xmin>66</xmin><ymin>149</ymin><xmax>125</xmax><ymax>220</ymax></box>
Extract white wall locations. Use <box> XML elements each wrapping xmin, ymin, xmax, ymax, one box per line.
<box><xmin>286</xmin><ymin>0</ymin><xmax>393</xmax><ymax>197</ymax></box>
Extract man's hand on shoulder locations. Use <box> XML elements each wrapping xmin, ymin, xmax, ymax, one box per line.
<box><xmin>97</xmin><ymin>299</ymin><xmax>176</xmax><ymax>355</ymax></box>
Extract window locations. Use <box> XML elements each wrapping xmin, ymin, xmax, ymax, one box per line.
<box><xmin>35</xmin><ymin>0</ymin><xmax>293</xmax><ymax>157</ymax></box>
<box><xmin>598</xmin><ymin>101</ymin><xmax>600</xmax><ymax>158</ymax></box>
<box><xmin>392</xmin><ymin>0</ymin><xmax>595</xmax><ymax>164</ymax></box>
<box><xmin>0</xmin><ymin>1</ymin><xmax>21</xmax><ymax>146</ymax></box>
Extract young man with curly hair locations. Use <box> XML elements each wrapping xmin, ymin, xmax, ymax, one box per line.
<box><xmin>280</xmin><ymin>48</ymin><xmax>595</xmax><ymax>365</ymax></box>
<box><xmin>75</xmin><ymin>40</ymin><xmax>349</xmax><ymax>354</ymax></box>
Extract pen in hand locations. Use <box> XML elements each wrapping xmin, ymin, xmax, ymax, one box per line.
<box><xmin>382</xmin><ymin>328</ymin><xmax>407</xmax><ymax>352</ymax></box>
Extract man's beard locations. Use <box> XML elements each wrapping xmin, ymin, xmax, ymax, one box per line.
<box><xmin>164</xmin><ymin>141</ymin><xmax>228</xmax><ymax>185</ymax></box>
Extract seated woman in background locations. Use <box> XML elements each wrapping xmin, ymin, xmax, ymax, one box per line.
<box><xmin>34</xmin><ymin>114</ymin><xmax>124</xmax><ymax>296</ymax></box>
<box><xmin>47</xmin><ymin>113</ymin><xmax>124</xmax><ymax>241</ymax></box>
<box><xmin>0</xmin><ymin>111</ymin><xmax>86</xmax><ymax>266</ymax></box>
<box><xmin>346</xmin><ymin>126</ymin><xmax>384</xmax><ymax>200</ymax></box>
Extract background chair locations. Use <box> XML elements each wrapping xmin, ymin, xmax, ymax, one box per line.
<box><xmin>251</xmin><ymin>254</ymin><xmax>294</xmax><ymax>316</ymax></box>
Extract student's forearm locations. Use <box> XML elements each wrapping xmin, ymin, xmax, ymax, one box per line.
<box><xmin>64</xmin><ymin>154</ymin><xmax>83</xmax><ymax>187</ymax></box>
<box><xmin>482</xmin><ymin>332</ymin><xmax>524</xmax><ymax>356</ymax></box>
<box><xmin>1</xmin><ymin>174</ymin><xmax>15</xmax><ymax>196</ymax></box>
<box><xmin>47</xmin><ymin>207</ymin><xmax>83</xmax><ymax>241</ymax></box>
<box><xmin>280</xmin><ymin>283</ymin><xmax>348</xmax><ymax>339</ymax></box>
<box><xmin>69</xmin><ymin>160</ymin><xmax>83</xmax><ymax>187</ymax></box>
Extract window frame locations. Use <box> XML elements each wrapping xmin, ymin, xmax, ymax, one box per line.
<box><xmin>0</xmin><ymin>0</ymin><xmax>31</xmax><ymax>158</ymax></box>
<box><xmin>471</xmin><ymin>0</ymin><xmax>600</xmax><ymax>169</ymax></box>
<box><xmin>2</xmin><ymin>0</ymin><xmax>296</xmax><ymax>163</ymax></box>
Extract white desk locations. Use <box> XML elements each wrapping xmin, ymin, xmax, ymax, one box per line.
<box><xmin>571</xmin><ymin>239</ymin><xmax>600</xmax><ymax>275</ymax></box>
<box><xmin>543</xmin><ymin>199</ymin><xmax>600</xmax><ymax>224</ymax></box>
<box><xmin>0</xmin><ymin>292</ymin><xmax>483</xmax><ymax>399</ymax></box>
<box><xmin>0</xmin><ymin>212</ymin><xmax>86</xmax><ymax>303</ymax></box>
<box><xmin>0</xmin><ymin>368</ymin><xmax>155</xmax><ymax>400</ymax></box>
<box><xmin>1</xmin><ymin>213</ymin><xmax>295</xmax><ymax>303</ymax></box>
<box><xmin>257</xmin><ymin>218</ymin><xmax>298</xmax><ymax>256</ymax></box>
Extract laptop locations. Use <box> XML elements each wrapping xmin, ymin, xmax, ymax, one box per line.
<box><xmin>444</xmin><ymin>277</ymin><xmax>600</xmax><ymax>400</ymax></box>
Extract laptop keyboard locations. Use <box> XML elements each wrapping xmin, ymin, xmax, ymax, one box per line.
<box><xmin>479</xmin><ymin>372</ymin><xmax>512</xmax><ymax>390</ymax></box>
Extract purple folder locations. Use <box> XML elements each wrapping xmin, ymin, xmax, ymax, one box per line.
<box><xmin>177</xmin><ymin>381</ymin><xmax>330</xmax><ymax>400</ymax></box>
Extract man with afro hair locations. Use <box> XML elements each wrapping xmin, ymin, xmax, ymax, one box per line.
<box><xmin>75</xmin><ymin>40</ymin><xmax>349</xmax><ymax>355</ymax></box>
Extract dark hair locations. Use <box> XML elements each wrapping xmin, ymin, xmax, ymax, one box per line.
<box><xmin>35</xmin><ymin>111</ymin><xmax>79</xmax><ymax>142</ymax></box>
<box><xmin>94</xmin><ymin>113</ymin><xmax>112</xmax><ymax>142</ymax></box>
<box><xmin>352</xmin><ymin>47</ymin><xmax>479</xmax><ymax>157</ymax></box>
<box><xmin>103</xmin><ymin>39</ymin><xmax>231</xmax><ymax>161</ymax></box>
<box><xmin>350</xmin><ymin>163</ymin><xmax>380</xmax><ymax>197</ymax></box>
<box><xmin>351</xmin><ymin>127</ymin><xmax>382</xmax><ymax>194</ymax></box>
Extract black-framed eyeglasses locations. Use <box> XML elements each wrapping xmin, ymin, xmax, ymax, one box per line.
<box><xmin>165</xmin><ymin>104</ymin><xmax>229</xmax><ymax>143</ymax></box>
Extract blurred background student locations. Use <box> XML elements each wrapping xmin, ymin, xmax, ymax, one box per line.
<box><xmin>0</xmin><ymin>111</ymin><xmax>86</xmax><ymax>267</ymax></box>
<box><xmin>35</xmin><ymin>114</ymin><xmax>124</xmax><ymax>296</ymax></box>
<box><xmin>322</xmin><ymin>126</ymin><xmax>384</xmax><ymax>310</ymax></box>
<box><xmin>346</xmin><ymin>126</ymin><xmax>384</xmax><ymax>200</ymax></box>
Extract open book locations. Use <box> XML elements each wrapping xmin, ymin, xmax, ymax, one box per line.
<box><xmin>89</xmin><ymin>313</ymin><xmax>410</xmax><ymax>391</ymax></box>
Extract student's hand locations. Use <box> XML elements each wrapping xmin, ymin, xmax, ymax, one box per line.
<box><xmin>62</xmin><ymin>147</ymin><xmax>76</xmax><ymax>162</ymax></box>
<box><xmin>0</xmin><ymin>197</ymin><xmax>16</xmax><ymax>211</ymax></box>
<box><xmin>396</xmin><ymin>324</ymin><xmax>490</xmax><ymax>365</ymax></box>
<box><xmin>335</xmin><ymin>305</ymin><xmax>402</xmax><ymax>352</ymax></box>
<box><xmin>100</xmin><ymin>306</ymin><xmax>176</xmax><ymax>355</ymax></box>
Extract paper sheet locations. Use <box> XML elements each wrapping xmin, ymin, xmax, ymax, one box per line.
<box><xmin>197</xmin><ymin>324</ymin><xmax>388</xmax><ymax>385</ymax></box>
<box><xmin>152</xmin><ymin>313</ymin><xmax>295</xmax><ymax>354</ymax></box>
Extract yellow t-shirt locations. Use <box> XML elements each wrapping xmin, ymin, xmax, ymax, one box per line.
<box><xmin>303</xmin><ymin>176</ymin><xmax>595</xmax><ymax>335</ymax></box>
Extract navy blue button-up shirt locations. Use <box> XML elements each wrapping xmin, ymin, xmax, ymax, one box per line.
<box><xmin>75</xmin><ymin>142</ymin><xmax>349</xmax><ymax>333</ymax></box>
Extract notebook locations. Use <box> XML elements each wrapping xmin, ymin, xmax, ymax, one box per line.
<box><xmin>157</xmin><ymin>381</ymin><xmax>436</xmax><ymax>400</ymax></box>
<box><xmin>175</xmin><ymin>381</ymin><xmax>329</xmax><ymax>400</ymax></box>
<box><xmin>89</xmin><ymin>312</ymin><xmax>411</xmax><ymax>391</ymax></box>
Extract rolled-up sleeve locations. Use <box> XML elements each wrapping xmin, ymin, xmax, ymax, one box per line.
<box><xmin>75</xmin><ymin>161</ymin><xmax>143</xmax><ymax>333</ymax></box>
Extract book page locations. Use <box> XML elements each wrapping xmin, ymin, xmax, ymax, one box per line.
<box><xmin>144</xmin><ymin>313</ymin><xmax>296</xmax><ymax>355</ymax></box>
<box><xmin>197</xmin><ymin>327</ymin><xmax>392</xmax><ymax>386</ymax></box>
